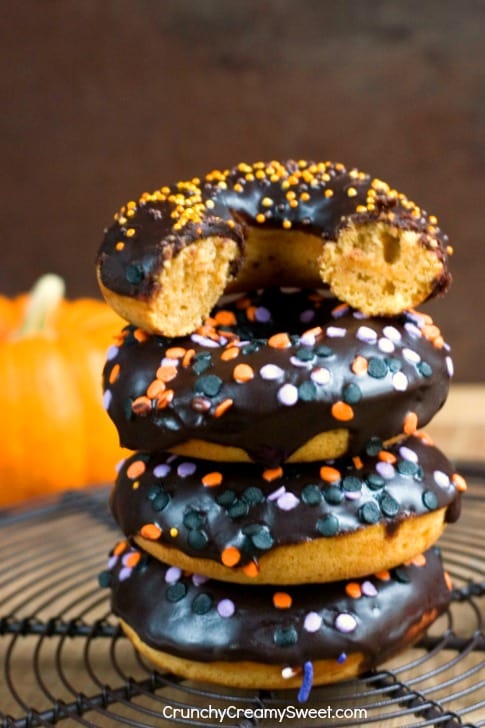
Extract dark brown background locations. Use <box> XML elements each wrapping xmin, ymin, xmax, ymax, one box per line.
<box><xmin>1</xmin><ymin>0</ymin><xmax>483</xmax><ymax>380</ymax></box>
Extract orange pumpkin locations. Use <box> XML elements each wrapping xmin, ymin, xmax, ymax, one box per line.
<box><xmin>0</xmin><ymin>274</ymin><xmax>131</xmax><ymax>507</ymax></box>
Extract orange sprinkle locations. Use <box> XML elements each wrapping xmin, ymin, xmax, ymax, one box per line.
<box><xmin>113</xmin><ymin>540</ymin><xmax>128</xmax><ymax>556</ymax></box>
<box><xmin>352</xmin><ymin>456</ymin><xmax>364</xmax><ymax>469</ymax></box>
<box><xmin>182</xmin><ymin>348</ymin><xmax>196</xmax><ymax>367</ymax></box>
<box><xmin>302</xmin><ymin>326</ymin><xmax>323</xmax><ymax>339</ymax></box>
<box><xmin>273</xmin><ymin>591</ymin><xmax>293</xmax><ymax>609</ymax></box>
<box><xmin>214</xmin><ymin>310</ymin><xmax>237</xmax><ymax>326</ymax></box>
<box><xmin>351</xmin><ymin>355</ymin><xmax>368</xmax><ymax>375</ymax></box>
<box><xmin>433</xmin><ymin>335</ymin><xmax>445</xmax><ymax>349</ymax></box>
<box><xmin>451</xmin><ymin>473</ymin><xmax>468</xmax><ymax>492</ymax></box>
<box><xmin>233</xmin><ymin>363</ymin><xmax>255</xmax><ymax>383</ymax></box>
<box><xmin>221</xmin><ymin>346</ymin><xmax>240</xmax><ymax>361</ymax></box>
<box><xmin>126</xmin><ymin>459</ymin><xmax>146</xmax><ymax>480</ymax></box>
<box><xmin>268</xmin><ymin>332</ymin><xmax>291</xmax><ymax>349</ymax></box>
<box><xmin>221</xmin><ymin>546</ymin><xmax>241</xmax><ymax>567</ymax></box>
<box><xmin>134</xmin><ymin>328</ymin><xmax>149</xmax><ymax>343</ymax></box>
<box><xmin>331</xmin><ymin>401</ymin><xmax>354</xmax><ymax>422</ymax></box>
<box><xmin>124</xmin><ymin>551</ymin><xmax>141</xmax><ymax>568</ymax></box>
<box><xmin>345</xmin><ymin>582</ymin><xmax>362</xmax><ymax>599</ymax></box>
<box><xmin>131</xmin><ymin>396</ymin><xmax>151</xmax><ymax>416</ymax></box>
<box><xmin>263</xmin><ymin>467</ymin><xmax>283</xmax><ymax>482</ymax></box>
<box><xmin>378</xmin><ymin>450</ymin><xmax>397</xmax><ymax>464</ymax></box>
<box><xmin>422</xmin><ymin>324</ymin><xmax>441</xmax><ymax>342</ymax></box>
<box><xmin>236</xmin><ymin>296</ymin><xmax>251</xmax><ymax>310</ymax></box>
<box><xmin>410</xmin><ymin>553</ymin><xmax>427</xmax><ymax>567</ymax></box>
<box><xmin>375</xmin><ymin>569</ymin><xmax>391</xmax><ymax>581</ymax></box>
<box><xmin>243</xmin><ymin>561</ymin><xmax>260</xmax><ymax>578</ymax></box>
<box><xmin>213</xmin><ymin>398</ymin><xmax>234</xmax><ymax>418</ymax></box>
<box><xmin>246</xmin><ymin>305</ymin><xmax>257</xmax><ymax>322</ymax></box>
<box><xmin>331</xmin><ymin>303</ymin><xmax>349</xmax><ymax>317</ymax></box>
<box><xmin>156</xmin><ymin>389</ymin><xmax>174</xmax><ymax>409</ymax></box>
<box><xmin>146</xmin><ymin>379</ymin><xmax>166</xmax><ymax>399</ymax></box>
<box><xmin>202</xmin><ymin>471</ymin><xmax>223</xmax><ymax>487</ymax></box>
<box><xmin>320</xmin><ymin>465</ymin><xmax>341</xmax><ymax>483</ymax></box>
<box><xmin>115</xmin><ymin>241</ymin><xmax>125</xmax><ymax>251</ymax></box>
<box><xmin>165</xmin><ymin>346</ymin><xmax>186</xmax><ymax>359</ymax></box>
<box><xmin>108</xmin><ymin>363</ymin><xmax>121</xmax><ymax>384</ymax></box>
<box><xmin>403</xmin><ymin>411</ymin><xmax>418</xmax><ymax>435</ymax></box>
<box><xmin>156</xmin><ymin>364</ymin><xmax>178</xmax><ymax>382</ymax></box>
<box><xmin>444</xmin><ymin>571</ymin><xmax>453</xmax><ymax>591</ymax></box>
<box><xmin>140</xmin><ymin>523</ymin><xmax>162</xmax><ymax>540</ymax></box>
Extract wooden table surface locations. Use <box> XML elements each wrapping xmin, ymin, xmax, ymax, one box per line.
<box><xmin>425</xmin><ymin>383</ymin><xmax>485</xmax><ymax>462</ymax></box>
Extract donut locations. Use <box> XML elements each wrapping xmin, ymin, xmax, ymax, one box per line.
<box><xmin>102</xmin><ymin>288</ymin><xmax>453</xmax><ymax>466</ymax></box>
<box><xmin>96</xmin><ymin>160</ymin><xmax>452</xmax><ymax>336</ymax></box>
<box><xmin>99</xmin><ymin>543</ymin><xmax>452</xmax><ymax>691</ymax></box>
<box><xmin>110</xmin><ymin>435</ymin><xmax>464</xmax><ymax>585</ymax></box>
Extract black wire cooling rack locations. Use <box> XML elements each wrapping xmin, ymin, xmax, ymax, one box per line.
<box><xmin>0</xmin><ymin>466</ymin><xmax>484</xmax><ymax>728</ymax></box>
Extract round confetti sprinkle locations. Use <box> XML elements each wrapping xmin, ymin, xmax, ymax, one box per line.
<box><xmin>192</xmin><ymin>593</ymin><xmax>213</xmax><ymax>615</ymax></box>
<box><xmin>165</xmin><ymin>566</ymin><xmax>182</xmax><ymax>583</ymax></box>
<box><xmin>221</xmin><ymin>546</ymin><xmax>241</xmax><ymax>567</ymax></box>
<box><xmin>367</xmin><ymin>357</ymin><xmax>388</xmax><ymax>378</ymax></box>
<box><xmin>324</xmin><ymin>485</ymin><xmax>344</xmax><ymax>504</ymax></box>
<box><xmin>194</xmin><ymin>374</ymin><xmax>223</xmax><ymax>397</ymax></box>
<box><xmin>260</xmin><ymin>363</ymin><xmax>284</xmax><ymax>380</ymax></box>
<box><xmin>361</xmin><ymin>580</ymin><xmax>378</xmax><ymax>597</ymax></box>
<box><xmin>188</xmin><ymin>530</ymin><xmax>209</xmax><ymax>550</ymax></box>
<box><xmin>298</xmin><ymin>381</ymin><xmax>317</xmax><ymax>401</ymax></box>
<box><xmin>359</xmin><ymin>501</ymin><xmax>381</xmax><ymax>524</ymax></box>
<box><xmin>326</xmin><ymin>326</ymin><xmax>346</xmax><ymax>338</ymax></box>
<box><xmin>356</xmin><ymin>325</ymin><xmax>378</xmax><ymax>344</ymax></box>
<box><xmin>102</xmin><ymin>390</ymin><xmax>112</xmax><ymax>410</ymax></box>
<box><xmin>303</xmin><ymin>611</ymin><xmax>322</xmax><ymax>632</ymax></box>
<box><xmin>277</xmin><ymin>492</ymin><xmax>300</xmax><ymax>511</ymax></box>
<box><xmin>316</xmin><ymin>513</ymin><xmax>340</xmax><ymax>536</ymax></box>
<box><xmin>274</xmin><ymin>626</ymin><xmax>298</xmax><ymax>646</ymax></box>
<box><xmin>331</xmin><ymin>401</ymin><xmax>354</xmax><ymax>421</ymax></box>
<box><xmin>433</xmin><ymin>470</ymin><xmax>450</xmax><ymax>488</ymax></box>
<box><xmin>140</xmin><ymin>523</ymin><xmax>162</xmax><ymax>540</ymax></box>
<box><xmin>152</xmin><ymin>492</ymin><xmax>170</xmax><ymax>511</ymax></box>
<box><xmin>378</xmin><ymin>337</ymin><xmax>395</xmax><ymax>354</ymax></box>
<box><xmin>153</xmin><ymin>463</ymin><xmax>171</xmax><ymax>478</ymax></box>
<box><xmin>277</xmin><ymin>383</ymin><xmax>299</xmax><ymax>406</ymax></box>
<box><xmin>254</xmin><ymin>306</ymin><xmax>271</xmax><ymax>322</ymax></box>
<box><xmin>376</xmin><ymin>461</ymin><xmax>396</xmax><ymax>480</ymax></box>
<box><xmin>311</xmin><ymin>367</ymin><xmax>331</xmax><ymax>385</ymax></box>
<box><xmin>402</xmin><ymin>347</ymin><xmax>421</xmax><ymax>363</ymax></box>
<box><xmin>273</xmin><ymin>592</ymin><xmax>293</xmax><ymax>609</ymax></box>
<box><xmin>392</xmin><ymin>371</ymin><xmax>408</xmax><ymax>391</ymax></box>
<box><xmin>422</xmin><ymin>490</ymin><xmax>439</xmax><ymax>510</ymax></box>
<box><xmin>383</xmin><ymin>325</ymin><xmax>402</xmax><ymax>342</ymax></box>
<box><xmin>397</xmin><ymin>459</ymin><xmax>419</xmax><ymax>476</ymax></box>
<box><xmin>301</xmin><ymin>484</ymin><xmax>322</xmax><ymax>505</ymax></box>
<box><xmin>342</xmin><ymin>475</ymin><xmax>362</xmax><ymax>492</ymax></box>
<box><xmin>342</xmin><ymin>382</ymin><xmax>362</xmax><ymax>404</ymax></box>
<box><xmin>380</xmin><ymin>491</ymin><xmax>400</xmax><ymax>517</ymax></box>
<box><xmin>217</xmin><ymin>599</ymin><xmax>235</xmax><ymax>618</ymax></box>
<box><xmin>177</xmin><ymin>462</ymin><xmax>197</xmax><ymax>477</ymax></box>
<box><xmin>399</xmin><ymin>446</ymin><xmax>418</xmax><ymax>462</ymax></box>
<box><xmin>335</xmin><ymin>613</ymin><xmax>357</xmax><ymax>633</ymax></box>
<box><xmin>166</xmin><ymin>582</ymin><xmax>187</xmax><ymax>602</ymax></box>
<box><xmin>242</xmin><ymin>486</ymin><xmax>264</xmax><ymax>504</ymax></box>
<box><xmin>247</xmin><ymin>524</ymin><xmax>275</xmax><ymax>550</ymax></box>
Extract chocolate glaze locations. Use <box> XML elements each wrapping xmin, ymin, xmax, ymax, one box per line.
<box><xmin>96</xmin><ymin>159</ymin><xmax>451</xmax><ymax>301</ymax></box>
<box><xmin>110</xmin><ymin>436</ymin><xmax>462</xmax><ymax>568</ymax></box>
<box><xmin>102</xmin><ymin>543</ymin><xmax>451</xmax><ymax>666</ymax></box>
<box><xmin>102</xmin><ymin>288</ymin><xmax>452</xmax><ymax>465</ymax></box>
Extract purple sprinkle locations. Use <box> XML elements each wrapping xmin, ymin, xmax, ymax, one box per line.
<box><xmin>190</xmin><ymin>333</ymin><xmax>221</xmax><ymax>348</ymax></box>
<box><xmin>376</xmin><ymin>461</ymin><xmax>396</xmax><ymax>479</ymax></box>
<box><xmin>337</xmin><ymin>652</ymin><xmax>348</xmax><ymax>664</ymax></box>
<box><xmin>277</xmin><ymin>383</ymin><xmax>298</xmax><ymax>406</ymax></box>
<box><xmin>260</xmin><ymin>363</ymin><xmax>284</xmax><ymax>380</ymax></box>
<box><xmin>106</xmin><ymin>345</ymin><xmax>119</xmax><ymax>361</ymax></box>
<box><xmin>268</xmin><ymin>485</ymin><xmax>287</xmax><ymax>501</ymax></box>
<box><xmin>115</xmin><ymin>458</ymin><xmax>125</xmax><ymax>473</ymax></box>
<box><xmin>383</xmin><ymin>325</ymin><xmax>402</xmax><ymax>342</ymax></box>
<box><xmin>277</xmin><ymin>492</ymin><xmax>300</xmax><ymax>511</ymax></box>
<box><xmin>254</xmin><ymin>306</ymin><xmax>272</xmax><ymax>322</ymax></box>
<box><xmin>378</xmin><ymin>337</ymin><xmax>395</xmax><ymax>353</ymax></box>
<box><xmin>402</xmin><ymin>347</ymin><xmax>421</xmax><ymax>363</ymax></box>
<box><xmin>326</xmin><ymin>326</ymin><xmax>346</xmax><ymax>338</ymax></box>
<box><xmin>332</xmin><ymin>304</ymin><xmax>350</xmax><ymax>318</ymax></box>
<box><xmin>118</xmin><ymin>567</ymin><xmax>132</xmax><ymax>582</ymax></box>
<box><xmin>392</xmin><ymin>371</ymin><xmax>408</xmax><ymax>391</ymax></box>
<box><xmin>102</xmin><ymin>390</ymin><xmax>112</xmax><ymax>410</ymax></box>
<box><xmin>353</xmin><ymin>310</ymin><xmax>369</xmax><ymax>319</ymax></box>
<box><xmin>177</xmin><ymin>462</ymin><xmax>197</xmax><ymax>478</ymax></box>
<box><xmin>335</xmin><ymin>613</ymin><xmax>357</xmax><ymax>633</ymax></box>
<box><xmin>303</xmin><ymin>612</ymin><xmax>322</xmax><ymax>632</ymax></box>
<box><xmin>192</xmin><ymin>573</ymin><xmax>209</xmax><ymax>586</ymax></box>
<box><xmin>153</xmin><ymin>463</ymin><xmax>171</xmax><ymax>478</ymax></box>
<box><xmin>399</xmin><ymin>446</ymin><xmax>418</xmax><ymax>462</ymax></box>
<box><xmin>161</xmin><ymin>356</ymin><xmax>179</xmax><ymax>368</ymax></box>
<box><xmin>217</xmin><ymin>599</ymin><xmax>235</xmax><ymax>618</ymax></box>
<box><xmin>165</xmin><ymin>566</ymin><xmax>182</xmax><ymax>583</ymax></box>
<box><xmin>297</xmin><ymin>661</ymin><xmax>314</xmax><ymax>703</ymax></box>
<box><xmin>361</xmin><ymin>580</ymin><xmax>378</xmax><ymax>597</ymax></box>
<box><xmin>344</xmin><ymin>490</ymin><xmax>362</xmax><ymax>501</ymax></box>
<box><xmin>446</xmin><ymin>356</ymin><xmax>454</xmax><ymax>377</ymax></box>
<box><xmin>356</xmin><ymin>325</ymin><xmax>378</xmax><ymax>344</ymax></box>
<box><xmin>311</xmin><ymin>367</ymin><xmax>331</xmax><ymax>385</ymax></box>
<box><xmin>404</xmin><ymin>322</ymin><xmax>422</xmax><ymax>339</ymax></box>
<box><xmin>107</xmin><ymin>555</ymin><xmax>118</xmax><ymax>569</ymax></box>
<box><xmin>434</xmin><ymin>470</ymin><xmax>450</xmax><ymax>488</ymax></box>
<box><xmin>300</xmin><ymin>309</ymin><xmax>316</xmax><ymax>323</ymax></box>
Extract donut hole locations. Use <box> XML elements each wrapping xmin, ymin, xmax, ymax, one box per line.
<box><xmin>319</xmin><ymin>220</ymin><xmax>445</xmax><ymax>315</ymax></box>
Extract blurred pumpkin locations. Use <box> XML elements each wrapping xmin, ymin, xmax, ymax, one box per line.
<box><xmin>0</xmin><ymin>274</ymin><xmax>130</xmax><ymax>507</ymax></box>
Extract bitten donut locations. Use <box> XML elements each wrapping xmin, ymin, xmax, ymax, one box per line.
<box><xmin>99</xmin><ymin>543</ymin><xmax>452</xmax><ymax>692</ymax></box>
<box><xmin>102</xmin><ymin>288</ymin><xmax>453</xmax><ymax>466</ymax></box>
<box><xmin>96</xmin><ymin>160</ymin><xmax>452</xmax><ymax>336</ymax></box>
<box><xmin>110</xmin><ymin>435</ymin><xmax>464</xmax><ymax>584</ymax></box>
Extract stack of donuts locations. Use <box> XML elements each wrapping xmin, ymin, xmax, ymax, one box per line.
<box><xmin>96</xmin><ymin>160</ymin><xmax>466</xmax><ymax>699</ymax></box>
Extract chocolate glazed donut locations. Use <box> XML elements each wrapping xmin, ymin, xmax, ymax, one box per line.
<box><xmin>100</xmin><ymin>543</ymin><xmax>452</xmax><ymax>691</ymax></box>
<box><xmin>102</xmin><ymin>288</ymin><xmax>453</xmax><ymax>466</ymax></box>
<box><xmin>96</xmin><ymin>160</ymin><xmax>452</xmax><ymax>336</ymax></box>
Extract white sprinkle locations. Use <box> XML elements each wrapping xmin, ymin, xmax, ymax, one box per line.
<box><xmin>192</xmin><ymin>573</ymin><xmax>209</xmax><ymax>586</ymax></box>
<box><xmin>402</xmin><ymin>348</ymin><xmax>421</xmax><ymax>364</ymax></box>
<box><xmin>268</xmin><ymin>485</ymin><xmax>286</xmax><ymax>501</ymax></box>
<box><xmin>361</xmin><ymin>580</ymin><xmax>378</xmax><ymax>597</ymax></box>
<box><xmin>383</xmin><ymin>325</ymin><xmax>402</xmax><ymax>342</ymax></box>
<box><xmin>300</xmin><ymin>309</ymin><xmax>316</xmax><ymax>323</ymax></box>
<box><xmin>190</xmin><ymin>333</ymin><xmax>221</xmax><ymax>348</ymax></box>
<box><xmin>353</xmin><ymin>310</ymin><xmax>369</xmax><ymax>319</ymax></box>
<box><xmin>356</xmin><ymin>325</ymin><xmax>378</xmax><ymax>344</ymax></box>
<box><xmin>399</xmin><ymin>446</ymin><xmax>418</xmax><ymax>462</ymax></box>
<box><xmin>260</xmin><ymin>363</ymin><xmax>284</xmax><ymax>380</ymax></box>
<box><xmin>326</xmin><ymin>326</ymin><xmax>346</xmax><ymax>338</ymax></box>
<box><xmin>392</xmin><ymin>371</ymin><xmax>409</xmax><ymax>391</ymax></box>
<box><xmin>282</xmin><ymin>666</ymin><xmax>299</xmax><ymax>679</ymax></box>
<box><xmin>153</xmin><ymin>463</ymin><xmax>171</xmax><ymax>478</ymax></box>
<box><xmin>255</xmin><ymin>306</ymin><xmax>271</xmax><ymax>323</ymax></box>
<box><xmin>161</xmin><ymin>357</ymin><xmax>179</xmax><ymax>368</ymax></box>
<box><xmin>165</xmin><ymin>566</ymin><xmax>182</xmax><ymax>583</ymax></box>
<box><xmin>277</xmin><ymin>492</ymin><xmax>300</xmax><ymax>511</ymax></box>
<box><xmin>304</xmin><ymin>611</ymin><xmax>322</xmax><ymax>632</ymax></box>
<box><xmin>335</xmin><ymin>613</ymin><xmax>357</xmax><ymax>633</ymax></box>
<box><xmin>376</xmin><ymin>461</ymin><xmax>396</xmax><ymax>479</ymax></box>
<box><xmin>300</xmin><ymin>332</ymin><xmax>317</xmax><ymax>346</ymax></box>
<box><xmin>446</xmin><ymin>356</ymin><xmax>454</xmax><ymax>377</ymax></box>
<box><xmin>434</xmin><ymin>470</ymin><xmax>450</xmax><ymax>488</ymax></box>
<box><xmin>378</xmin><ymin>337</ymin><xmax>395</xmax><ymax>353</ymax></box>
<box><xmin>106</xmin><ymin>345</ymin><xmax>119</xmax><ymax>360</ymax></box>
<box><xmin>277</xmin><ymin>383</ymin><xmax>299</xmax><ymax>406</ymax></box>
<box><xmin>290</xmin><ymin>355</ymin><xmax>313</xmax><ymax>368</ymax></box>
<box><xmin>404</xmin><ymin>322</ymin><xmax>422</xmax><ymax>339</ymax></box>
<box><xmin>311</xmin><ymin>367</ymin><xmax>331</xmax><ymax>385</ymax></box>
<box><xmin>102</xmin><ymin>390</ymin><xmax>112</xmax><ymax>410</ymax></box>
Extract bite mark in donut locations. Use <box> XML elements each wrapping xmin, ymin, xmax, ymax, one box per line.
<box><xmin>96</xmin><ymin>160</ymin><xmax>452</xmax><ymax>336</ymax></box>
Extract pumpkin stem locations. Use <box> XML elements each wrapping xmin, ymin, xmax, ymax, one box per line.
<box><xmin>15</xmin><ymin>274</ymin><xmax>66</xmax><ymax>337</ymax></box>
